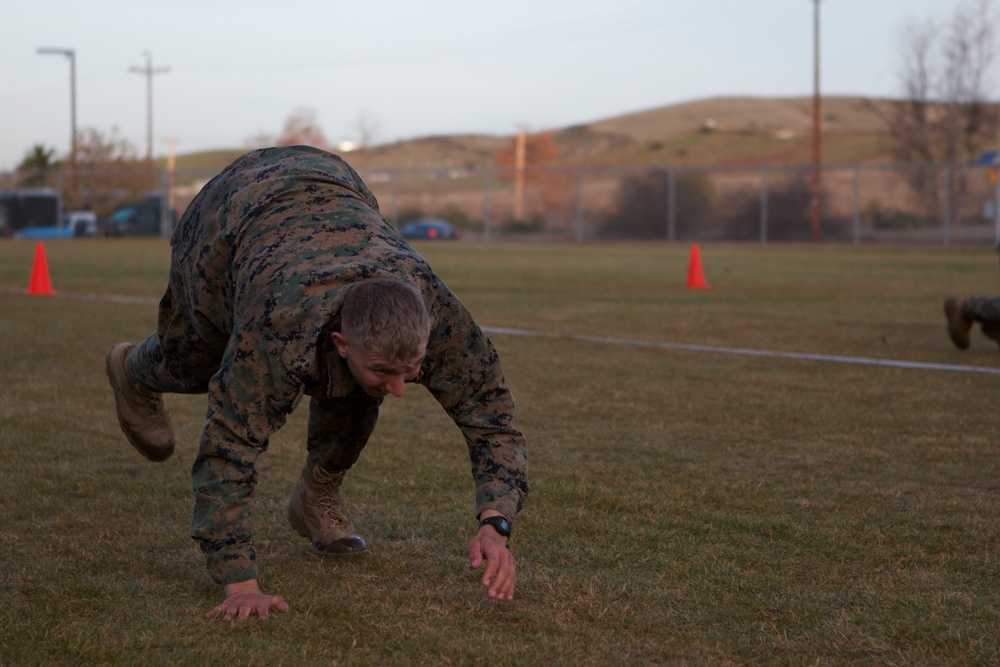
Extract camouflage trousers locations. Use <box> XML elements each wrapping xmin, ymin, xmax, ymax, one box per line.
<box><xmin>129</xmin><ymin>317</ymin><xmax>383</xmax><ymax>471</ymax></box>
<box><xmin>963</xmin><ymin>296</ymin><xmax>1000</xmax><ymax>323</ymax></box>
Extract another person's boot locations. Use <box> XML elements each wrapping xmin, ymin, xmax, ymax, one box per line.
<box><xmin>288</xmin><ymin>461</ymin><xmax>368</xmax><ymax>557</ymax></box>
<box><xmin>981</xmin><ymin>321</ymin><xmax>1000</xmax><ymax>348</ymax></box>
<box><xmin>943</xmin><ymin>298</ymin><xmax>973</xmax><ymax>350</ymax></box>
<box><xmin>105</xmin><ymin>342</ymin><xmax>175</xmax><ymax>461</ymax></box>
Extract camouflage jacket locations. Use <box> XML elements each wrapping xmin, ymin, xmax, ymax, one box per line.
<box><xmin>171</xmin><ymin>146</ymin><xmax>528</xmax><ymax>584</ymax></box>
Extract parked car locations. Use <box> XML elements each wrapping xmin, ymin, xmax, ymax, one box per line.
<box><xmin>14</xmin><ymin>225</ymin><xmax>75</xmax><ymax>240</ymax></box>
<box><xmin>12</xmin><ymin>210</ymin><xmax>99</xmax><ymax>239</ymax></box>
<box><xmin>399</xmin><ymin>218</ymin><xmax>460</xmax><ymax>240</ymax></box>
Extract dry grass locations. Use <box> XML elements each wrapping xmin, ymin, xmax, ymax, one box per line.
<box><xmin>2</xmin><ymin>239</ymin><xmax>1000</xmax><ymax>665</ymax></box>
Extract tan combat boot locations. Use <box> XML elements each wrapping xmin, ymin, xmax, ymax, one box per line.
<box><xmin>288</xmin><ymin>461</ymin><xmax>368</xmax><ymax>557</ymax></box>
<box><xmin>943</xmin><ymin>298</ymin><xmax>973</xmax><ymax>350</ymax></box>
<box><xmin>105</xmin><ymin>342</ymin><xmax>175</xmax><ymax>461</ymax></box>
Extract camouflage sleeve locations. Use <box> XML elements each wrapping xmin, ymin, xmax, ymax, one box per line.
<box><xmin>964</xmin><ymin>296</ymin><xmax>1000</xmax><ymax>322</ymax></box>
<box><xmin>189</xmin><ymin>328</ymin><xmax>303</xmax><ymax>585</ymax></box>
<box><xmin>421</xmin><ymin>305</ymin><xmax>529</xmax><ymax>524</ymax></box>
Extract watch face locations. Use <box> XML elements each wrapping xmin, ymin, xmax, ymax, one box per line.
<box><xmin>482</xmin><ymin>516</ymin><xmax>511</xmax><ymax>537</ymax></box>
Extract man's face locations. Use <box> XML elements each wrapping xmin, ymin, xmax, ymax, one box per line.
<box><xmin>332</xmin><ymin>332</ymin><xmax>424</xmax><ymax>398</ymax></box>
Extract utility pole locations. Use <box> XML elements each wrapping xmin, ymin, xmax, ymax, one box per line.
<box><xmin>810</xmin><ymin>0</ymin><xmax>822</xmax><ymax>242</ymax></box>
<box><xmin>167</xmin><ymin>136</ymin><xmax>177</xmax><ymax>214</ymax></box>
<box><xmin>37</xmin><ymin>47</ymin><xmax>76</xmax><ymax>163</ymax></box>
<box><xmin>129</xmin><ymin>52</ymin><xmax>169</xmax><ymax>162</ymax></box>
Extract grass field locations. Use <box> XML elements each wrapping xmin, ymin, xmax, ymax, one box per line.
<box><xmin>2</xmin><ymin>239</ymin><xmax>999</xmax><ymax>666</ymax></box>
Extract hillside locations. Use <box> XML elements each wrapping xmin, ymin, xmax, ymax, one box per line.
<box><xmin>173</xmin><ymin>96</ymin><xmax>900</xmax><ymax>177</ymax></box>
<box><xmin>588</xmin><ymin>96</ymin><xmax>894</xmax><ymax>141</ymax></box>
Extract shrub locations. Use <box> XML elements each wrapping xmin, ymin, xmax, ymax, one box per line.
<box><xmin>500</xmin><ymin>214</ymin><xmax>546</xmax><ymax>234</ymax></box>
<box><xmin>725</xmin><ymin>175</ymin><xmax>846</xmax><ymax>241</ymax></box>
<box><xmin>435</xmin><ymin>204</ymin><xmax>479</xmax><ymax>231</ymax></box>
<box><xmin>597</xmin><ymin>170</ymin><xmax>715</xmax><ymax>240</ymax></box>
<box><xmin>871</xmin><ymin>207</ymin><xmax>926</xmax><ymax>230</ymax></box>
<box><xmin>396</xmin><ymin>207</ymin><xmax>425</xmax><ymax>225</ymax></box>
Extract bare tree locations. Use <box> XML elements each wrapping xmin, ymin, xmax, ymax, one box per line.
<box><xmin>354</xmin><ymin>110</ymin><xmax>381</xmax><ymax>149</ymax></box>
<box><xmin>277</xmin><ymin>107</ymin><xmax>328</xmax><ymax>149</ymax></box>
<box><xmin>942</xmin><ymin>0</ymin><xmax>997</xmax><ymax>160</ymax></box>
<box><xmin>64</xmin><ymin>127</ymin><xmax>148</xmax><ymax>216</ymax></box>
<box><xmin>896</xmin><ymin>18</ymin><xmax>937</xmax><ymax>162</ymax></box>
<box><xmin>73</xmin><ymin>126</ymin><xmax>140</xmax><ymax>166</ymax></box>
<box><xmin>891</xmin><ymin>0</ymin><xmax>999</xmax><ymax>222</ymax></box>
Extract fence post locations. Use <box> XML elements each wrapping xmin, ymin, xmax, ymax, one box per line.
<box><xmin>574</xmin><ymin>169</ymin><xmax>584</xmax><ymax>243</ymax></box>
<box><xmin>667</xmin><ymin>168</ymin><xmax>676</xmax><ymax>242</ymax></box>
<box><xmin>759</xmin><ymin>166</ymin><xmax>768</xmax><ymax>244</ymax></box>
<box><xmin>159</xmin><ymin>168</ymin><xmax>171</xmax><ymax>238</ymax></box>
<box><xmin>994</xmin><ymin>166</ymin><xmax>1000</xmax><ymax>247</ymax></box>
<box><xmin>482</xmin><ymin>168</ymin><xmax>492</xmax><ymax>242</ymax></box>
<box><xmin>56</xmin><ymin>168</ymin><xmax>65</xmax><ymax>237</ymax></box>
<box><xmin>389</xmin><ymin>170</ymin><xmax>398</xmax><ymax>227</ymax></box>
<box><xmin>943</xmin><ymin>164</ymin><xmax>952</xmax><ymax>247</ymax></box>
<box><xmin>853</xmin><ymin>165</ymin><xmax>860</xmax><ymax>245</ymax></box>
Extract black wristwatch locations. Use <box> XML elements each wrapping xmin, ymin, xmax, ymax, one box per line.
<box><xmin>479</xmin><ymin>515</ymin><xmax>512</xmax><ymax>538</ymax></box>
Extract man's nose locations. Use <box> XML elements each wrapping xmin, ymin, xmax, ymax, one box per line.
<box><xmin>384</xmin><ymin>376</ymin><xmax>405</xmax><ymax>398</ymax></box>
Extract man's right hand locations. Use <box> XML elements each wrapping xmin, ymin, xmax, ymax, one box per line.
<box><xmin>204</xmin><ymin>579</ymin><xmax>289</xmax><ymax>620</ymax></box>
<box><xmin>468</xmin><ymin>516</ymin><xmax>516</xmax><ymax>601</ymax></box>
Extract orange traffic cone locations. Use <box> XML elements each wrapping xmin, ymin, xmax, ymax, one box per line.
<box><xmin>25</xmin><ymin>242</ymin><xmax>57</xmax><ymax>296</ymax></box>
<box><xmin>685</xmin><ymin>243</ymin><xmax>708</xmax><ymax>289</ymax></box>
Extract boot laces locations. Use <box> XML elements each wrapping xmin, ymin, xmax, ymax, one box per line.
<box><xmin>118</xmin><ymin>351</ymin><xmax>162</xmax><ymax>417</ymax></box>
<box><xmin>312</xmin><ymin>465</ymin><xmax>350</xmax><ymax>527</ymax></box>
<box><xmin>141</xmin><ymin>392</ymin><xmax>162</xmax><ymax>415</ymax></box>
<box><xmin>129</xmin><ymin>377</ymin><xmax>163</xmax><ymax>417</ymax></box>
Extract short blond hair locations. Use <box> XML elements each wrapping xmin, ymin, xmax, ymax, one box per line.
<box><xmin>341</xmin><ymin>278</ymin><xmax>430</xmax><ymax>363</ymax></box>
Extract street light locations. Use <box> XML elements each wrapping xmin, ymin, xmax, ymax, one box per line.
<box><xmin>810</xmin><ymin>0</ymin><xmax>822</xmax><ymax>242</ymax></box>
<box><xmin>37</xmin><ymin>47</ymin><xmax>77</xmax><ymax>163</ymax></box>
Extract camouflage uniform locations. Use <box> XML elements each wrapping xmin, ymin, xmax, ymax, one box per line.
<box><xmin>127</xmin><ymin>145</ymin><xmax>529</xmax><ymax>585</ymax></box>
<box><xmin>963</xmin><ymin>296</ymin><xmax>1000</xmax><ymax>322</ymax></box>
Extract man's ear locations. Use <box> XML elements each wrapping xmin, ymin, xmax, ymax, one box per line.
<box><xmin>331</xmin><ymin>331</ymin><xmax>350</xmax><ymax>358</ymax></box>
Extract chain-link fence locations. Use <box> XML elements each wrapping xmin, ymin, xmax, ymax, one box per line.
<box><xmin>359</xmin><ymin>161</ymin><xmax>1000</xmax><ymax>245</ymax></box>
<box><xmin>4</xmin><ymin>160</ymin><xmax>999</xmax><ymax>245</ymax></box>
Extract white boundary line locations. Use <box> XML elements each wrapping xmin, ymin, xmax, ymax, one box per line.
<box><xmin>65</xmin><ymin>291</ymin><xmax>161</xmax><ymax>305</ymax></box>
<box><xmin>6</xmin><ymin>288</ymin><xmax>998</xmax><ymax>376</ymax></box>
<box><xmin>483</xmin><ymin>327</ymin><xmax>1000</xmax><ymax>376</ymax></box>
<box><xmin>1</xmin><ymin>287</ymin><xmax>161</xmax><ymax>305</ymax></box>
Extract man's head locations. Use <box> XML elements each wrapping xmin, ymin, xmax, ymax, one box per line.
<box><xmin>332</xmin><ymin>278</ymin><xmax>430</xmax><ymax>398</ymax></box>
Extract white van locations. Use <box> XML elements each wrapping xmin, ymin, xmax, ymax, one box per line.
<box><xmin>63</xmin><ymin>210</ymin><xmax>99</xmax><ymax>237</ymax></box>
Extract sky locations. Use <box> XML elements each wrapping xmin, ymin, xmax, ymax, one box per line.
<box><xmin>0</xmin><ymin>0</ymin><xmax>978</xmax><ymax>171</ymax></box>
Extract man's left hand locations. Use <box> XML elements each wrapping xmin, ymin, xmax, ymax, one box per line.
<box><xmin>205</xmin><ymin>579</ymin><xmax>289</xmax><ymax>620</ymax></box>
<box><xmin>467</xmin><ymin>521</ymin><xmax>516</xmax><ymax>601</ymax></box>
